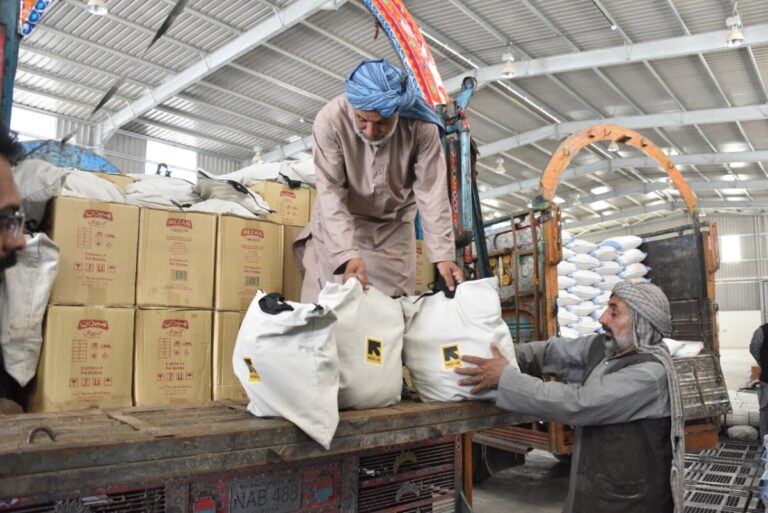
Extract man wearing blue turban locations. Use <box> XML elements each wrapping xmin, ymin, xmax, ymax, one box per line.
<box><xmin>295</xmin><ymin>59</ymin><xmax>462</xmax><ymax>301</ymax></box>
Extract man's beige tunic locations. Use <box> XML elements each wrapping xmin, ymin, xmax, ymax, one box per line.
<box><xmin>295</xmin><ymin>95</ymin><xmax>455</xmax><ymax>302</ymax></box>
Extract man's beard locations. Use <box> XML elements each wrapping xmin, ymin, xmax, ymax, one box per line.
<box><xmin>356</xmin><ymin>118</ymin><xmax>399</xmax><ymax>147</ymax></box>
<box><xmin>602</xmin><ymin>326</ymin><xmax>634</xmax><ymax>357</ymax></box>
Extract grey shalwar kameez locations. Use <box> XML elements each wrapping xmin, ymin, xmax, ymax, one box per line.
<box><xmin>295</xmin><ymin>95</ymin><xmax>455</xmax><ymax>302</ymax></box>
<box><xmin>500</xmin><ymin>335</ymin><xmax>673</xmax><ymax>513</ymax></box>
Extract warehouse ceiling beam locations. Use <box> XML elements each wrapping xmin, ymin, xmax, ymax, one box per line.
<box><xmin>134</xmin><ymin>117</ymin><xmax>254</xmax><ymax>154</ymax></box>
<box><xmin>32</xmin><ymin>25</ymin><xmax>172</xmax><ymax>75</ymax></box>
<box><xmin>151</xmin><ymin>106</ymin><xmax>283</xmax><ymax>146</ymax></box>
<box><xmin>635</xmin><ymin>0</ymin><xmax>767</xmax><ymax>187</ymax></box>
<box><xmin>443</xmin><ymin>24</ymin><xmax>768</xmax><ymax>93</ymax></box>
<box><xmin>19</xmin><ymin>46</ymin><xmax>155</xmax><ymax>89</ymax></box>
<box><xmin>564</xmin><ymin>200</ymin><xmax>768</xmax><ymax>229</ymax></box>
<box><xmin>174</xmin><ymin>93</ymin><xmax>299</xmax><ymax>136</ymax></box>
<box><xmin>560</xmin><ymin>179</ymin><xmax>768</xmax><ymax>210</ymax></box>
<box><xmin>196</xmin><ymin>81</ymin><xmax>312</xmax><ymax>123</ymax></box>
<box><xmin>227</xmin><ymin>63</ymin><xmax>329</xmax><ymax>103</ymax></box>
<box><xmin>410</xmin><ymin>0</ymin><xmax>652</xmax><ymax>210</ymax></box>
<box><xmin>20</xmin><ymin>46</ymin><xmax>307</xmax><ymax>140</ymax></box>
<box><xmin>14</xmin><ymin>84</ymin><xmax>108</xmax><ymax>115</ymax></box>
<box><xmin>97</xmin><ymin>0</ymin><xmax>347</xmax><ymax>141</ymax></box>
<box><xmin>478</xmin><ymin>103</ymin><xmax>768</xmax><ymax>158</ymax></box>
<box><xmin>508</xmin><ymin>0</ymin><xmax>665</xmax><ymax>204</ymax></box>
<box><xmin>158</xmin><ymin>0</ymin><xmax>239</xmax><ymax>35</ymax></box>
<box><xmin>59</xmin><ymin>0</ymin><xmax>203</xmax><ymax>55</ymax></box>
<box><xmin>16</xmin><ymin>66</ymin><xmax>131</xmax><ymax>104</ymax></box>
<box><xmin>481</xmin><ymin>150</ymin><xmax>768</xmax><ymax>200</ymax></box>
<box><xmin>300</xmin><ymin>19</ymin><xmax>376</xmax><ymax>60</ymax></box>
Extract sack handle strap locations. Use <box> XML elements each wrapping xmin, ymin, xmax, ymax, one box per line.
<box><xmin>414</xmin><ymin>281</ymin><xmax>456</xmax><ymax>303</ymax></box>
<box><xmin>258</xmin><ymin>293</ymin><xmax>294</xmax><ymax>314</ymax></box>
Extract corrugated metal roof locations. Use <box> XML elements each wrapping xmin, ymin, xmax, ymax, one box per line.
<box><xmin>11</xmin><ymin>0</ymin><xmax>768</xmax><ymax>227</ymax></box>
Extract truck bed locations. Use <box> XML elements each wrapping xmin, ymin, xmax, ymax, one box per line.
<box><xmin>1</xmin><ymin>399</ymin><xmax>530</xmax><ymax>498</ymax></box>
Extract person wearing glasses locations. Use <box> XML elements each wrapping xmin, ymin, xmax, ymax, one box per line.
<box><xmin>293</xmin><ymin>59</ymin><xmax>463</xmax><ymax>302</ymax></box>
<box><xmin>0</xmin><ymin>126</ymin><xmax>26</xmax><ymax>413</ymax></box>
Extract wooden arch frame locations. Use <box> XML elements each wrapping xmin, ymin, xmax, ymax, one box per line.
<box><xmin>538</xmin><ymin>124</ymin><xmax>698</xmax><ymax>214</ymax></box>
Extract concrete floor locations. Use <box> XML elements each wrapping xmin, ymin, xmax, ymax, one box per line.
<box><xmin>472</xmin><ymin>347</ymin><xmax>755</xmax><ymax>513</ymax></box>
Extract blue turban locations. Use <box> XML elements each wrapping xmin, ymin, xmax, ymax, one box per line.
<box><xmin>344</xmin><ymin>59</ymin><xmax>444</xmax><ymax>132</ymax></box>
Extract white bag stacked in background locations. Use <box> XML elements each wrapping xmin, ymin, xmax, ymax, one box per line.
<box><xmin>558</xmin><ymin>232</ymin><xmax>652</xmax><ymax>339</ymax></box>
<box><xmin>319</xmin><ymin>279</ymin><xmax>403</xmax><ymax>410</ymax></box>
<box><xmin>402</xmin><ymin>278</ymin><xmax>518</xmax><ymax>402</ymax></box>
<box><xmin>726</xmin><ymin>389</ymin><xmax>760</xmax><ymax>429</ymax></box>
<box><xmin>233</xmin><ymin>290</ymin><xmax>348</xmax><ymax>449</ymax></box>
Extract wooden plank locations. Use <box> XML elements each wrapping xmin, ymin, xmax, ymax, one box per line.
<box><xmin>2</xmin><ymin>411</ymin><xmax>525</xmax><ymax>497</ymax></box>
<box><xmin>1</xmin><ymin>401</ymin><xmax>520</xmax><ymax>469</ymax></box>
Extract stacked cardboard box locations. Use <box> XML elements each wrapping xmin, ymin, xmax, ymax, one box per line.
<box><xmin>282</xmin><ymin>225</ymin><xmax>304</xmax><ymax>302</ymax></box>
<box><xmin>29</xmin><ymin>305</ymin><xmax>135</xmax><ymax>412</ymax></box>
<box><xmin>30</xmin><ymin>197</ymin><xmax>139</xmax><ymax>412</ymax></box>
<box><xmin>210</xmin><ymin>181</ymin><xmax>312</xmax><ymax>400</ymax></box>
<box><xmin>136</xmin><ymin>209</ymin><xmax>217</xmax><ymax>309</ymax></box>
<box><xmin>134</xmin><ymin>309</ymin><xmax>212</xmax><ymax>405</ymax></box>
<box><xmin>415</xmin><ymin>240</ymin><xmax>435</xmax><ymax>294</ymax></box>
<box><xmin>212</xmin><ymin>214</ymin><xmax>284</xmax><ymax>400</ymax></box>
<box><xmin>213</xmin><ymin>311</ymin><xmax>248</xmax><ymax>401</ymax></box>
<box><xmin>134</xmin><ymin>208</ymin><xmax>217</xmax><ymax>406</ymax></box>
<box><xmin>249</xmin><ymin>181</ymin><xmax>312</xmax><ymax>227</ymax></box>
<box><xmin>31</xmin><ymin>180</ymin><xmax>304</xmax><ymax>410</ymax></box>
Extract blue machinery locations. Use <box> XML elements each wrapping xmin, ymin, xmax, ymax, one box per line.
<box><xmin>443</xmin><ymin>76</ymin><xmax>490</xmax><ymax>280</ymax></box>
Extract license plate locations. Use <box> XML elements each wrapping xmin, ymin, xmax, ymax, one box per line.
<box><xmin>230</xmin><ymin>475</ymin><xmax>302</xmax><ymax>513</ymax></box>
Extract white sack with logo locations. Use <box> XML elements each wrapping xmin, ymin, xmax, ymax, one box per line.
<box><xmin>402</xmin><ymin>278</ymin><xmax>518</xmax><ymax>402</ymax></box>
<box><xmin>233</xmin><ymin>290</ymin><xmax>348</xmax><ymax>449</ymax></box>
<box><xmin>318</xmin><ymin>279</ymin><xmax>403</xmax><ymax>410</ymax></box>
<box><xmin>558</xmin><ymin>276</ymin><xmax>576</xmax><ymax>290</ymax></box>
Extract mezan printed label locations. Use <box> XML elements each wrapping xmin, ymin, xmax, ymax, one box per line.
<box><xmin>83</xmin><ymin>209</ymin><xmax>113</xmax><ymax>221</ymax></box>
<box><xmin>78</xmin><ymin>319</ymin><xmax>109</xmax><ymax>330</ymax></box>
<box><xmin>162</xmin><ymin>319</ymin><xmax>189</xmax><ymax>330</ymax></box>
<box><xmin>241</xmin><ymin>228</ymin><xmax>265</xmax><ymax>238</ymax></box>
<box><xmin>166</xmin><ymin>218</ymin><xmax>193</xmax><ymax>229</ymax></box>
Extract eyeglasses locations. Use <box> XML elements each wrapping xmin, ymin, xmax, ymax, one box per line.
<box><xmin>0</xmin><ymin>208</ymin><xmax>25</xmax><ymax>240</ymax></box>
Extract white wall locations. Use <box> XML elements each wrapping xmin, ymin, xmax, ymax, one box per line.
<box><xmin>718</xmin><ymin>310</ymin><xmax>762</xmax><ymax>349</ymax></box>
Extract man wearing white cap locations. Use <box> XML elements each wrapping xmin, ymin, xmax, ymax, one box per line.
<box><xmin>457</xmin><ymin>281</ymin><xmax>684</xmax><ymax>513</ymax></box>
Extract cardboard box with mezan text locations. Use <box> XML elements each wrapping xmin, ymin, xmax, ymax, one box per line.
<box><xmin>136</xmin><ymin>209</ymin><xmax>216</xmax><ymax>308</ymax></box>
<box><xmin>48</xmin><ymin>197</ymin><xmax>139</xmax><ymax>306</ymax></box>
<box><xmin>28</xmin><ymin>305</ymin><xmax>135</xmax><ymax>412</ymax></box>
